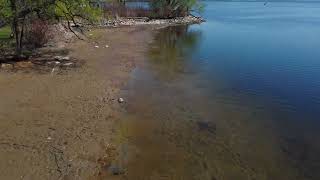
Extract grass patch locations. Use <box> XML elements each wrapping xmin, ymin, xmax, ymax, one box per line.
<box><xmin>0</xmin><ymin>26</ymin><xmax>11</xmax><ymax>39</ymax></box>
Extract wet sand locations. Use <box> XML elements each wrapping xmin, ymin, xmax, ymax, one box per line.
<box><xmin>0</xmin><ymin>26</ymin><xmax>152</xmax><ymax>179</ymax></box>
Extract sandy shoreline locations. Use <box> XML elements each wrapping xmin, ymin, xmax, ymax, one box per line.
<box><xmin>0</xmin><ymin>26</ymin><xmax>154</xmax><ymax>179</ymax></box>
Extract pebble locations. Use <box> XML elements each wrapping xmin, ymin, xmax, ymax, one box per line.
<box><xmin>51</xmin><ymin>67</ymin><xmax>58</xmax><ymax>75</ymax></box>
<box><xmin>95</xmin><ymin>45</ymin><xmax>99</xmax><ymax>48</ymax></box>
<box><xmin>63</xmin><ymin>62</ymin><xmax>73</xmax><ymax>66</ymax></box>
<box><xmin>62</xmin><ymin>56</ymin><xmax>70</xmax><ymax>61</ymax></box>
<box><xmin>118</xmin><ymin>98</ymin><xmax>124</xmax><ymax>103</ymax></box>
<box><xmin>54</xmin><ymin>56</ymin><xmax>62</xmax><ymax>60</ymax></box>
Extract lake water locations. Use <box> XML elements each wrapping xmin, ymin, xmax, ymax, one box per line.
<box><xmin>120</xmin><ymin>2</ymin><xmax>320</xmax><ymax>180</ymax></box>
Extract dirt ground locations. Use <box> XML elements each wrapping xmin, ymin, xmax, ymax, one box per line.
<box><xmin>0</xmin><ymin>26</ymin><xmax>153</xmax><ymax>180</ymax></box>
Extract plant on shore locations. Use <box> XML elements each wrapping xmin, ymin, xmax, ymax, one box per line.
<box><xmin>0</xmin><ymin>0</ymin><xmax>103</xmax><ymax>58</ymax></box>
<box><xmin>149</xmin><ymin>0</ymin><xmax>204</xmax><ymax>18</ymax></box>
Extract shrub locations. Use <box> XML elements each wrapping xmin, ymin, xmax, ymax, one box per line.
<box><xmin>25</xmin><ymin>20</ymin><xmax>53</xmax><ymax>48</ymax></box>
<box><xmin>150</xmin><ymin>0</ymin><xmax>204</xmax><ymax>18</ymax></box>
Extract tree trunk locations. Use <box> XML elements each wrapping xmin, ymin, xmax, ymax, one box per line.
<box><xmin>10</xmin><ymin>0</ymin><xmax>22</xmax><ymax>57</ymax></box>
<box><xmin>19</xmin><ymin>18</ymin><xmax>25</xmax><ymax>51</ymax></box>
<box><xmin>12</xmin><ymin>17</ymin><xmax>22</xmax><ymax>57</ymax></box>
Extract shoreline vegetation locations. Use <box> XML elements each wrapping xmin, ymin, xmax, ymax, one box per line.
<box><xmin>0</xmin><ymin>14</ymin><xmax>204</xmax><ymax>71</ymax></box>
<box><xmin>0</xmin><ymin>0</ymin><xmax>205</xmax><ymax>63</ymax></box>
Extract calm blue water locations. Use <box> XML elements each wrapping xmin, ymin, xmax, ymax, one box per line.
<box><xmin>123</xmin><ymin>2</ymin><xmax>320</xmax><ymax>179</ymax></box>
<box><xmin>192</xmin><ymin>1</ymin><xmax>320</xmax><ymax>119</ymax></box>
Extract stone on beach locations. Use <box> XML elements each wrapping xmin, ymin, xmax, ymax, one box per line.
<box><xmin>62</xmin><ymin>56</ymin><xmax>70</xmax><ymax>61</ymax></box>
<box><xmin>1</xmin><ymin>63</ymin><xmax>13</xmax><ymax>70</ymax></box>
<box><xmin>118</xmin><ymin>98</ymin><xmax>124</xmax><ymax>103</ymax></box>
<box><xmin>63</xmin><ymin>62</ymin><xmax>74</xmax><ymax>66</ymax></box>
<box><xmin>54</xmin><ymin>56</ymin><xmax>70</xmax><ymax>61</ymax></box>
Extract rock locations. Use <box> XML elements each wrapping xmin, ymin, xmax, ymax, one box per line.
<box><xmin>55</xmin><ymin>61</ymin><xmax>61</xmax><ymax>65</ymax></box>
<box><xmin>54</xmin><ymin>56</ymin><xmax>70</xmax><ymax>61</ymax></box>
<box><xmin>95</xmin><ymin>45</ymin><xmax>99</xmax><ymax>48</ymax></box>
<box><xmin>1</xmin><ymin>63</ymin><xmax>13</xmax><ymax>70</ymax></box>
<box><xmin>197</xmin><ymin>121</ymin><xmax>216</xmax><ymax>134</ymax></box>
<box><xmin>63</xmin><ymin>62</ymin><xmax>73</xmax><ymax>66</ymax></box>
<box><xmin>51</xmin><ymin>67</ymin><xmax>59</xmax><ymax>75</ymax></box>
<box><xmin>118</xmin><ymin>98</ymin><xmax>124</xmax><ymax>103</ymax></box>
<box><xmin>54</xmin><ymin>56</ymin><xmax>63</xmax><ymax>60</ymax></box>
<box><xmin>105</xmin><ymin>45</ymin><xmax>109</xmax><ymax>48</ymax></box>
<box><xmin>108</xmin><ymin>165</ymin><xmax>124</xmax><ymax>175</ymax></box>
<box><xmin>62</xmin><ymin>56</ymin><xmax>70</xmax><ymax>61</ymax></box>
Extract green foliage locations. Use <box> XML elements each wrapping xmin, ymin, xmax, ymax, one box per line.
<box><xmin>150</xmin><ymin>0</ymin><xmax>204</xmax><ymax>18</ymax></box>
<box><xmin>0</xmin><ymin>25</ymin><xmax>11</xmax><ymax>39</ymax></box>
<box><xmin>55</xmin><ymin>0</ymin><xmax>103</xmax><ymax>23</ymax></box>
<box><xmin>0</xmin><ymin>0</ymin><xmax>104</xmax><ymax>56</ymax></box>
<box><xmin>0</xmin><ymin>0</ymin><xmax>12</xmax><ymax>23</ymax></box>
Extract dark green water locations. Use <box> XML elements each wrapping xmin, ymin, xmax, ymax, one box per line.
<box><xmin>120</xmin><ymin>2</ymin><xmax>320</xmax><ymax>180</ymax></box>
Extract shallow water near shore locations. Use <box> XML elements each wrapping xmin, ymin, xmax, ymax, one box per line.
<box><xmin>120</xmin><ymin>2</ymin><xmax>320</xmax><ymax>180</ymax></box>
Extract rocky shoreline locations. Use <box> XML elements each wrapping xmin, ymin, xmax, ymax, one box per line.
<box><xmin>101</xmin><ymin>15</ymin><xmax>205</xmax><ymax>27</ymax></box>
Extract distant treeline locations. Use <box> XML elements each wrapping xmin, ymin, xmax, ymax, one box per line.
<box><xmin>103</xmin><ymin>0</ymin><xmax>204</xmax><ymax>18</ymax></box>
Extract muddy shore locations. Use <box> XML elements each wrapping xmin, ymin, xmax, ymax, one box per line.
<box><xmin>0</xmin><ymin>26</ymin><xmax>155</xmax><ymax>179</ymax></box>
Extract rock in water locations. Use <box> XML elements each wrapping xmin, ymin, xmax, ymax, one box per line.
<box><xmin>109</xmin><ymin>165</ymin><xmax>124</xmax><ymax>175</ymax></box>
<box><xmin>118</xmin><ymin>98</ymin><xmax>124</xmax><ymax>103</ymax></box>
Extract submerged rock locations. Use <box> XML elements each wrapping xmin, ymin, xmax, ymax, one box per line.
<box><xmin>197</xmin><ymin>121</ymin><xmax>216</xmax><ymax>134</ymax></box>
<box><xmin>108</xmin><ymin>165</ymin><xmax>124</xmax><ymax>175</ymax></box>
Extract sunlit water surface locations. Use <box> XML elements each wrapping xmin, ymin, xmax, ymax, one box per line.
<box><xmin>119</xmin><ymin>2</ymin><xmax>320</xmax><ymax>180</ymax></box>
